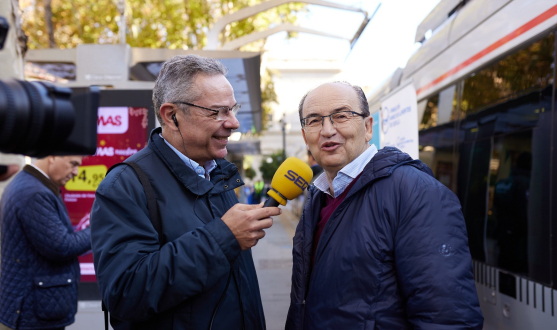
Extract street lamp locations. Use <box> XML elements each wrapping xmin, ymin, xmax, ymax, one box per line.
<box><xmin>279</xmin><ymin>114</ymin><xmax>291</xmax><ymax>162</ymax></box>
<box><xmin>115</xmin><ymin>0</ymin><xmax>126</xmax><ymax>45</ymax></box>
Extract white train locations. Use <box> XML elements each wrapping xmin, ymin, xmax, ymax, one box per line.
<box><xmin>367</xmin><ymin>0</ymin><xmax>557</xmax><ymax>328</ymax></box>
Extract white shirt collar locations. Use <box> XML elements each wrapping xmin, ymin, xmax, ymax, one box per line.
<box><xmin>160</xmin><ymin>133</ymin><xmax>217</xmax><ymax>180</ymax></box>
<box><xmin>313</xmin><ymin>144</ymin><xmax>378</xmax><ymax>197</ymax></box>
<box><xmin>29</xmin><ymin>163</ymin><xmax>50</xmax><ymax>179</ymax></box>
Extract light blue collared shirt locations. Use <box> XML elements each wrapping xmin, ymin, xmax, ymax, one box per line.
<box><xmin>160</xmin><ymin>134</ymin><xmax>217</xmax><ymax>180</ymax></box>
<box><xmin>313</xmin><ymin>144</ymin><xmax>378</xmax><ymax>197</ymax></box>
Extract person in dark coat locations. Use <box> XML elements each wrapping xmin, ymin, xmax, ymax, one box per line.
<box><xmin>307</xmin><ymin>150</ymin><xmax>323</xmax><ymax>183</ymax></box>
<box><xmin>90</xmin><ymin>55</ymin><xmax>281</xmax><ymax>330</ymax></box>
<box><xmin>285</xmin><ymin>81</ymin><xmax>483</xmax><ymax>329</ymax></box>
<box><xmin>0</xmin><ymin>156</ymin><xmax>91</xmax><ymax>330</ymax></box>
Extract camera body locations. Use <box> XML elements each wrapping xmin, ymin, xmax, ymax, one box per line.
<box><xmin>0</xmin><ymin>16</ymin><xmax>99</xmax><ymax>158</ymax></box>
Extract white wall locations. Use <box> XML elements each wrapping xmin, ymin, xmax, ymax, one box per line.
<box><xmin>260</xmin><ymin>57</ymin><xmax>342</xmax><ymax>161</ymax></box>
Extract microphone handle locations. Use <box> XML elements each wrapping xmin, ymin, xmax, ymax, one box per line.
<box><xmin>263</xmin><ymin>197</ymin><xmax>281</xmax><ymax>207</ymax></box>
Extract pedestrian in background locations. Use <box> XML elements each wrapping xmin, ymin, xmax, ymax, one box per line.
<box><xmin>286</xmin><ymin>81</ymin><xmax>483</xmax><ymax>329</ymax></box>
<box><xmin>0</xmin><ymin>156</ymin><xmax>91</xmax><ymax>330</ymax></box>
<box><xmin>307</xmin><ymin>150</ymin><xmax>323</xmax><ymax>183</ymax></box>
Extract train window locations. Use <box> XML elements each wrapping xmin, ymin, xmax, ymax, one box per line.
<box><xmin>485</xmin><ymin>130</ymin><xmax>551</xmax><ymax>284</ymax></box>
<box><xmin>437</xmin><ymin>85</ymin><xmax>457</xmax><ymax>125</ymax></box>
<box><xmin>458</xmin><ymin>85</ymin><xmax>553</xmax><ymax>284</ymax></box>
<box><xmin>460</xmin><ymin>32</ymin><xmax>554</xmax><ymax>116</ymax></box>
<box><xmin>419</xmin><ymin>122</ymin><xmax>459</xmax><ymax>193</ymax></box>
<box><xmin>419</xmin><ymin>85</ymin><xmax>457</xmax><ymax>130</ymax></box>
<box><xmin>458</xmin><ymin>138</ymin><xmax>490</xmax><ymax>262</ymax></box>
<box><xmin>486</xmin><ymin>132</ymin><xmax>533</xmax><ymax>276</ymax></box>
<box><xmin>420</xmin><ymin>94</ymin><xmax>438</xmax><ymax>130</ymax></box>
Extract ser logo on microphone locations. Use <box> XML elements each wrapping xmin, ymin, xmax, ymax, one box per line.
<box><xmin>284</xmin><ymin>170</ymin><xmax>309</xmax><ymax>191</ymax></box>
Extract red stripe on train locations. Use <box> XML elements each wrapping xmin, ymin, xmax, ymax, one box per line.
<box><xmin>416</xmin><ymin>4</ymin><xmax>557</xmax><ymax>96</ymax></box>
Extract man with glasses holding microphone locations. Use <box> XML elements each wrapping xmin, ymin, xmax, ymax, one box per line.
<box><xmin>90</xmin><ymin>55</ymin><xmax>281</xmax><ymax>330</ymax></box>
<box><xmin>285</xmin><ymin>82</ymin><xmax>483</xmax><ymax>329</ymax></box>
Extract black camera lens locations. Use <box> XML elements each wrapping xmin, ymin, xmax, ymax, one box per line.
<box><xmin>0</xmin><ymin>79</ymin><xmax>75</xmax><ymax>157</ymax></box>
<box><xmin>0</xmin><ymin>16</ymin><xmax>8</xmax><ymax>50</ymax></box>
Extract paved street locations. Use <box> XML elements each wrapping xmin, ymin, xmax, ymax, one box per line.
<box><xmin>252</xmin><ymin>207</ymin><xmax>298</xmax><ymax>330</ymax></box>
<box><xmin>69</xmin><ymin>208</ymin><xmax>299</xmax><ymax>330</ymax></box>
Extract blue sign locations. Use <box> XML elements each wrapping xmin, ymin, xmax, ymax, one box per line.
<box><xmin>369</xmin><ymin>112</ymin><xmax>381</xmax><ymax>149</ymax></box>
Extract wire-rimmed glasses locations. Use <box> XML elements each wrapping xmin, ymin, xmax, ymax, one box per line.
<box><xmin>300</xmin><ymin>111</ymin><xmax>366</xmax><ymax>132</ymax></box>
<box><xmin>171</xmin><ymin>101</ymin><xmax>241</xmax><ymax>121</ymax></box>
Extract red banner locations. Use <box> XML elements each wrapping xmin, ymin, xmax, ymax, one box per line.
<box><xmin>61</xmin><ymin>107</ymin><xmax>149</xmax><ymax>282</ymax></box>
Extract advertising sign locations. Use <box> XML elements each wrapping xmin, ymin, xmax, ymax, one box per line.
<box><xmin>369</xmin><ymin>112</ymin><xmax>381</xmax><ymax>149</ymax></box>
<box><xmin>61</xmin><ymin>106</ymin><xmax>149</xmax><ymax>282</ymax></box>
<box><xmin>380</xmin><ymin>79</ymin><xmax>419</xmax><ymax>159</ymax></box>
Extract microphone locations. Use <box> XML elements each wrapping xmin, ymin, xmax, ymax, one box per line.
<box><xmin>263</xmin><ymin>157</ymin><xmax>313</xmax><ymax>207</ymax></box>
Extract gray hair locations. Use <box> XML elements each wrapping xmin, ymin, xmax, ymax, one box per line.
<box><xmin>298</xmin><ymin>81</ymin><xmax>370</xmax><ymax>120</ymax></box>
<box><xmin>152</xmin><ymin>54</ymin><xmax>228</xmax><ymax>126</ymax></box>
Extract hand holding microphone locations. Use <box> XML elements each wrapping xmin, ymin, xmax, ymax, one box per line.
<box><xmin>221</xmin><ymin>203</ymin><xmax>279</xmax><ymax>250</ymax></box>
<box><xmin>222</xmin><ymin>157</ymin><xmax>312</xmax><ymax>250</ymax></box>
<box><xmin>263</xmin><ymin>157</ymin><xmax>313</xmax><ymax>207</ymax></box>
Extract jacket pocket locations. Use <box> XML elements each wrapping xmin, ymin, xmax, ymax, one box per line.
<box><xmin>33</xmin><ymin>274</ymin><xmax>76</xmax><ymax>321</ymax></box>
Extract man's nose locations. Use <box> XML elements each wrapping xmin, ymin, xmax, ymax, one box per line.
<box><xmin>223</xmin><ymin>114</ymin><xmax>240</xmax><ymax>130</ymax></box>
<box><xmin>320</xmin><ymin>115</ymin><xmax>336</xmax><ymax>135</ymax></box>
<box><xmin>72</xmin><ymin>167</ymin><xmax>79</xmax><ymax>177</ymax></box>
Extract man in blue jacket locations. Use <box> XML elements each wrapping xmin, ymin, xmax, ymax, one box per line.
<box><xmin>286</xmin><ymin>82</ymin><xmax>483</xmax><ymax>329</ymax></box>
<box><xmin>0</xmin><ymin>156</ymin><xmax>91</xmax><ymax>330</ymax></box>
<box><xmin>90</xmin><ymin>55</ymin><xmax>281</xmax><ymax>330</ymax></box>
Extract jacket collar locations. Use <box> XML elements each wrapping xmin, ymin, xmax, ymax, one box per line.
<box><xmin>309</xmin><ymin>147</ymin><xmax>434</xmax><ymax>267</ymax></box>
<box><xmin>23</xmin><ymin>165</ymin><xmax>61</xmax><ymax>197</ymax></box>
<box><xmin>348</xmin><ymin>147</ymin><xmax>433</xmax><ymax>199</ymax></box>
<box><xmin>147</xmin><ymin>127</ymin><xmax>239</xmax><ymax>196</ymax></box>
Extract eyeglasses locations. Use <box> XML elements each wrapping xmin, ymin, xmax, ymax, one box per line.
<box><xmin>171</xmin><ymin>101</ymin><xmax>241</xmax><ymax>121</ymax></box>
<box><xmin>301</xmin><ymin>111</ymin><xmax>366</xmax><ymax>132</ymax></box>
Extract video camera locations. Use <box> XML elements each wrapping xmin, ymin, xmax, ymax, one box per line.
<box><xmin>0</xmin><ymin>16</ymin><xmax>99</xmax><ymax>159</ymax></box>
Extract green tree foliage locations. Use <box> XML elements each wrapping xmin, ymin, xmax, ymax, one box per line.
<box><xmin>244</xmin><ymin>167</ymin><xmax>256</xmax><ymax>180</ymax></box>
<box><xmin>20</xmin><ymin>0</ymin><xmax>305</xmax><ymax>50</ymax></box>
<box><xmin>19</xmin><ymin>0</ymin><xmax>305</xmax><ymax>129</ymax></box>
<box><xmin>460</xmin><ymin>33</ymin><xmax>554</xmax><ymax>114</ymax></box>
<box><xmin>259</xmin><ymin>150</ymin><xmax>283</xmax><ymax>182</ymax></box>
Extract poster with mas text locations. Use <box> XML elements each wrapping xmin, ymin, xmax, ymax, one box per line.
<box><xmin>61</xmin><ymin>107</ymin><xmax>149</xmax><ymax>282</ymax></box>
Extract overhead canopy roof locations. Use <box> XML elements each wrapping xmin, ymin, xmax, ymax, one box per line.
<box><xmin>26</xmin><ymin>46</ymin><xmax>264</xmax><ymax>134</ymax></box>
<box><xmin>129</xmin><ymin>49</ymin><xmax>263</xmax><ymax>134</ymax></box>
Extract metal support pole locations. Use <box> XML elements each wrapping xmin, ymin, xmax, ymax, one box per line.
<box><xmin>281</xmin><ymin>115</ymin><xmax>286</xmax><ymax>161</ymax></box>
<box><xmin>116</xmin><ymin>0</ymin><xmax>126</xmax><ymax>45</ymax></box>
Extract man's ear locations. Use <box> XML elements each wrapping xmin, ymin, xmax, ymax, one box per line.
<box><xmin>159</xmin><ymin>103</ymin><xmax>179</xmax><ymax>130</ymax></box>
<box><xmin>364</xmin><ymin>115</ymin><xmax>373</xmax><ymax>143</ymax></box>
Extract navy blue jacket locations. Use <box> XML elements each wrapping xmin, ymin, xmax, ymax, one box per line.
<box><xmin>286</xmin><ymin>147</ymin><xmax>483</xmax><ymax>329</ymax></box>
<box><xmin>0</xmin><ymin>166</ymin><xmax>91</xmax><ymax>329</ymax></box>
<box><xmin>90</xmin><ymin>128</ymin><xmax>265</xmax><ymax>330</ymax></box>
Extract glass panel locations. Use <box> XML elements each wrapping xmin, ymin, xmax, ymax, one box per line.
<box><xmin>458</xmin><ymin>85</ymin><xmax>553</xmax><ymax>284</ymax></box>
<box><xmin>419</xmin><ymin>94</ymin><xmax>439</xmax><ymax>130</ymax></box>
<box><xmin>419</xmin><ymin>123</ymin><xmax>458</xmax><ymax>193</ymax></box>
<box><xmin>417</xmin><ymin>99</ymin><xmax>428</xmax><ymax>125</ymax></box>
<box><xmin>461</xmin><ymin>32</ymin><xmax>554</xmax><ymax>116</ymax></box>
<box><xmin>485</xmin><ymin>128</ymin><xmax>551</xmax><ymax>284</ymax></box>
<box><xmin>24</xmin><ymin>62</ymin><xmax>76</xmax><ymax>82</ymax></box>
<box><xmin>437</xmin><ymin>85</ymin><xmax>457</xmax><ymax>125</ymax></box>
<box><xmin>458</xmin><ymin>139</ymin><xmax>491</xmax><ymax>262</ymax></box>
<box><xmin>486</xmin><ymin>132</ymin><xmax>532</xmax><ymax>274</ymax></box>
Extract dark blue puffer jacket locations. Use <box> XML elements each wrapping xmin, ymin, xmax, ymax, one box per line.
<box><xmin>0</xmin><ymin>166</ymin><xmax>91</xmax><ymax>329</ymax></box>
<box><xmin>90</xmin><ymin>128</ymin><xmax>265</xmax><ymax>330</ymax></box>
<box><xmin>286</xmin><ymin>147</ymin><xmax>483</xmax><ymax>330</ymax></box>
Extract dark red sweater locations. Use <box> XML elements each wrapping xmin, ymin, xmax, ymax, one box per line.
<box><xmin>312</xmin><ymin>174</ymin><xmax>361</xmax><ymax>266</ymax></box>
